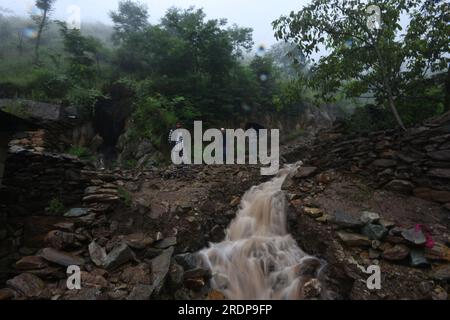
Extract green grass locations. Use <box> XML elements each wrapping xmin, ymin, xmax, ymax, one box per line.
<box><xmin>47</xmin><ymin>197</ymin><xmax>65</xmax><ymax>215</ymax></box>
<box><xmin>66</xmin><ymin>146</ymin><xmax>94</xmax><ymax>161</ymax></box>
<box><xmin>118</xmin><ymin>187</ymin><xmax>132</xmax><ymax>207</ymax></box>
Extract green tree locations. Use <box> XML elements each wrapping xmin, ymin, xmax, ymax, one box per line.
<box><xmin>57</xmin><ymin>21</ymin><xmax>104</xmax><ymax>86</ymax></box>
<box><xmin>273</xmin><ymin>0</ymin><xmax>449</xmax><ymax>130</ymax></box>
<box><xmin>110</xmin><ymin>0</ymin><xmax>149</xmax><ymax>43</ymax></box>
<box><xmin>32</xmin><ymin>0</ymin><xmax>55</xmax><ymax>64</ymax></box>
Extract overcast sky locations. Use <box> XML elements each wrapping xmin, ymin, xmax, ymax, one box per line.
<box><xmin>1</xmin><ymin>0</ymin><xmax>309</xmax><ymax>48</ymax></box>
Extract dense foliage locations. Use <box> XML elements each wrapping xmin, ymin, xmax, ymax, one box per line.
<box><xmin>273</xmin><ymin>0</ymin><xmax>449</xmax><ymax>130</ymax></box>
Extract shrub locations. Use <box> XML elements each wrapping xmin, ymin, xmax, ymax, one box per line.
<box><xmin>27</xmin><ymin>68</ymin><xmax>70</xmax><ymax>100</ymax></box>
<box><xmin>47</xmin><ymin>198</ymin><xmax>65</xmax><ymax>215</ymax></box>
<box><xmin>66</xmin><ymin>146</ymin><xmax>93</xmax><ymax>160</ymax></box>
<box><xmin>65</xmin><ymin>87</ymin><xmax>106</xmax><ymax>118</ymax></box>
<box><xmin>118</xmin><ymin>187</ymin><xmax>132</xmax><ymax>207</ymax></box>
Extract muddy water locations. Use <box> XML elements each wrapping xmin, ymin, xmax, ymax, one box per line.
<box><xmin>198</xmin><ymin>162</ymin><xmax>325</xmax><ymax>300</ymax></box>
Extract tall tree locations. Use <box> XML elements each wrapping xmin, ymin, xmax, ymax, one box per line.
<box><xmin>110</xmin><ymin>0</ymin><xmax>149</xmax><ymax>43</ymax></box>
<box><xmin>32</xmin><ymin>0</ymin><xmax>55</xmax><ymax>64</ymax></box>
<box><xmin>273</xmin><ymin>0</ymin><xmax>449</xmax><ymax>130</ymax></box>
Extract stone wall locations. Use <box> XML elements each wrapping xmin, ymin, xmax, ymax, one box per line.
<box><xmin>1</xmin><ymin>148</ymin><xmax>90</xmax><ymax>216</ymax></box>
<box><xmin>303</xmin><ymin>112</ymin><xmax>450</xmax><ymax>209</ymax></box>
<box><xmin>0</xmin><ymin>148</ymin><xmax>92</xmax><ymax>283</ymax></box>
<box><xmin>0</xmin><ymin>132</ymin><xmax>10</xmax><ymax>186</ymax></box>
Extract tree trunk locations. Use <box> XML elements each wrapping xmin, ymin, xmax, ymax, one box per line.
<box><xmin>34</xmin><ymin>9</ymin><xmax>48</xmax><ymax>65</ymax></box>
<box><xmin>373</xmin><ymin>44</ymin><xmax>406</xmax><ymax>131</ymax></box>
<box><xmin>387</xmin><ymin>91</ymin><xmax>406</xmax><ymax>131</ymax></box>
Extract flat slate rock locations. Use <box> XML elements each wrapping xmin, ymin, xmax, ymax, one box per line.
<box><xmin>39</xmin><ymin>248</ymin><xmax>85</xmax><ymax>267</ymax></box>
<box><xmin>103</xmin><ymin>243</ymin><xmax>135</xmax><ymax>270</ymax></box>
<box><xmin>401</xmin><ymin>228</ymin><xmax>427</xmax><ymax>246</ymax></box>
<box><xmin>64</xmin><ymin>208</ymin><xmax>89</xmax><ymax>218</ymax></box>
<box><xmin>333</xmin><ymin>210</ymin><xmax>364</xmax><ymax>228</ymax></box>
<box><xmin>153</xmin><ymin>237</ymin><xmax>177</xmax><ymax>249</ymax></box>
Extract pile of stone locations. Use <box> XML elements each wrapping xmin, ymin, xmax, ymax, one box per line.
<box><xmin>297</xmin><ymin>204</ymin><xmax>450</xmax><ymax>282</ymax></box>
<box><xmin>299</xmin><ymin>112</ymin><xmax>450</xmax><ymax>211</ymax></box>
<box><xmin>0</xmin><ymin>201</ymin><xmax>216</xmax><ymax>300</ymax></box>
<box><xmin>0</xmin><ymin>164</ymin><xmax>220</xmax><ymax>300</ymax></box>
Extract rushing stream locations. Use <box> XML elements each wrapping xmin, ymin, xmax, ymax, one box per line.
<box><xmin>198</xmin><ymin>162</ymin><xmax>325</xmax><ymax>300</ymax></box>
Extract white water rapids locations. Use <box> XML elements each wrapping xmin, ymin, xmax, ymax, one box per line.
<box><xmin>198</xmin><ymin>162</ymin><xmax>325</xmax><ymax>300</ymax></box>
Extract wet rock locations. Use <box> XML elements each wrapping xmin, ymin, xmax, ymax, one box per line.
<box><xmin>144</xmin><ymin>248</ymin><xmax>163</xmax><ymax>259</ymax></box>
<box><xmin>303</xmin><ymin>278</ymin><xmax>322</xmax><ymax>299</ymax></box>
<box><xmin>81</xmin><ymin>271</ymin><xmax>108</xmax><ymax>289</ymax></box>
<box><xmin>333</xmin><ymin>210</ymin><xmax>364</xmax><ymax>229</ymax></box>
<box><xmin>382</xmin><ymin>245</ymin><xmax>410</xmax><ymax>261</ymax></box>
<box><xmin>45</xmin><ymin>230</ymin><xmax>76</xmax><ymax>250</ymax></box>
<box><xmin>127</xmin><ymin>284</ymin><xmax>154</xmax><ymax>300</ymax></box>
<box><xmin>337</xmin><ymin>232</ymin><xmax>371</xmax><ymax>247</ymax></box>
<box><xmin>121</xmin><ymin>233</ymin><xmax>154</xmax><ymax>250</ymax></box>
<box><xmin>410</xmin><ymin>250</ymin><xmax>430</xmax><ymax>268</ymax></box>
<box><xmin>83</xmin><ymin>194</ymin><xmax>120</xmax><ymax>203</ymax></box>
<box><xmin>294</xmin><ymin>167</ymin><xmax>317</xmax><ymax>179</ymax></box>
<box><xmin>150</xmin><ymin>202</ymin><xmax>168</xmax><ymax>219</ymax></box>
<box><xmin>153</xmin><ymin>237</ymin><xmax>177</xmax><ymax>249</ymax></box>
<box><xmin>184</xmin><ymin>277</ymin><xmax>206</xmax><ymax>291</ymax></box>
<box><xmin>419</xmin><ymin>281</ymin><xmax>434</xmax><ymax>295</ymax></box>
<box><xmin>315</xmin><ymin>171</ymin><xmax>334</xmax><ymax>184</ymax></box>
<box><xmin>15</xmin><ymin>256</ymin><xmax>48</xmax><ymax>270</ymax></box>
<box><xmin>360</xmin><ymin>211</ymin><xmax>380</xmax><ymax>224</ymax></box>
<box><xmin>401</xmin><ymin>228</ymin><xmax>427</xmax><ymax>246</ymax></box>
<box><xmin>174</xmin><ymin>253</ymin><xmax>200</xmax><ymax>271</ymax></box>
<box><xmin>183</xmin><ymin>268</ymin><xmax>211</xmax><ymax>281</ymax></box>
<box><xmin>168</xmin><ymin>263</ymin><xmax>184</xmax><ymax>291</ymax></box>
<box><xmin>66</xmin><ymin>287</ymin><xmax>104</xmax><ymax>300</ymax></box>
<box><xmin>121</xmin><ymin>263</ymin><xmax>151</xmax><ymax>285</ymax></box>
<box><xmin>210</xmin><ymin>225</ymin><xmax>225</xmax><ymax>242</ymax></box>
<box><xmin>64</xmin><ymin>208</ymin><xmax>89</xmax><ymax>218</ymax></box>
<box><xmin>385</xmin><ymin>180</ymin><xmax>414</xmax><ymax>194</ymax></box>
<box><xmin>428</xmin><ymin>168</ymin><xmax>450</xmax><ymax>179</ymax></box>
<box><xmin>40</xmin><ymin>248</ymin><xmax>85</xmax><ymax>267</ymax></box>
<box><xmin>362</xmin><ymin>224</ymin><xmax>387</xmax><ymax>240</ymax></box>
<box><xmin>316</xmin><ymin>214</ymin><xmax>331</xmax><ymax>223</ymax></box>
<box><xmin>230</xmin><ymin>196</ymin><xmax>241</xmax><ymax>207</ymax></box>
<box><xmin>88</xmin><ymin>241</ymin><xmax>107</xmax><ymax>267</ymax></box>
<box><xmin>303</xmin><ymin>207</ymin><xmax>323</xmax><ymax>218</ymax></box>
<box><xmin>136</xmin><ymin>198</ymin><xmax>150</xmax><ymax>214</ymax></box>
<box><xmin>108</xmin><ymin>290</ymin><xmax>128</xmax><ymax>300</ymax></box>
<box><xmin>432</xmin><ymin>286</ymin><xmax>448</xmax><ymax>300</ymax></box>
<box><xmin>430</xmin><ymin>264</ymin><xmax>450</xmax><ymax>280</ymax></box>
<box><xmin>103</xmin><ymin>243</ymin><xmax>135</xmax><ymax>270</ymax></box>
<box><xmin>150</xmin><ymin>247</ymin><xmax>174</xmax><ymax>296</ymax></box>
<box><xmin>424</xmin><ymin>242</ymin><xmax>450</xmax><ymax>261</ymax></box>
<box><xmin>369</xmin><ymin>249</ymin><xmax>381</xmax><ymax>259</ymax></box>
<box><xmin>53</xmin><ymin>222</ymin><xmax>75</xmax><ymax>232</ymax></box>
<box><xmin>7</xmin><ymin>273</ymin><xmax>45</xmax><ymax>298</ymax></box>
<box><xmin>207</xmin><ymin>290</ymin><xmax>226</xmax><ymax>300</ymax></box>
<box><xmin>372</xmin><ymin>240</ymin><xmax>382</xmax><ymax>250</ymax></box>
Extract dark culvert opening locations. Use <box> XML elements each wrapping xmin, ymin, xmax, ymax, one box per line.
<box><xmin>94</xmin><ymin>83</ymin><xmax>135</xmax><ymax>166</ymax></box>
